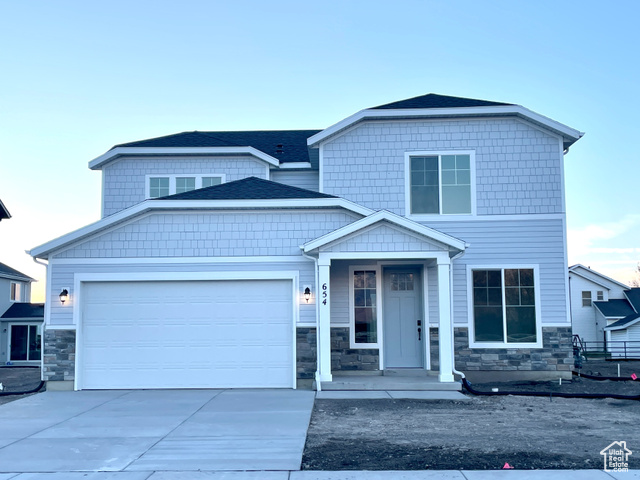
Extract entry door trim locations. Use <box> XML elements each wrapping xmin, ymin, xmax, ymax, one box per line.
<box><xmin>73</xmin><ymin>270</ymin><xmax>300</xmax><ymax>391</ymax></box>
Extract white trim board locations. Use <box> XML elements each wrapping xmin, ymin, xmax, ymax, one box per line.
<box><xmin>307</xmin><ymin>105</ymin><xmax>583</xmax><ymax>148</ymax></box>
<box><xmin>89</xmin><ymin>146</ymin><xmax>281</xmax><ymax>170</ymax></box>
<box><xmin>51</xmin><ymin>255</ymin><xmax>311</xmax><ymax>265</ymax></box>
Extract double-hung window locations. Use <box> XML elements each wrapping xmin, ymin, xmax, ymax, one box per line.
<box><xmin>470</xmin><ymin>267</ymin><xmax>540</xmax><ymax>347</ymax></box>
<box><xmin>582</xmin><ymin>291</ymin><xmax>592</xmax><ymax>307</ymax></box>
<box><xmin>407</xmin><ymin>151</ymin><xmax>474</xmax><ymax>215</ymax></box>
<box><xmin>10</xmin><ymin>282</ymin><xmax>22</xmax><ymax>302</ymax></box>
<box><xmin>147</xmin><ymin>174</ymin><xmax>225</xmax><ymax>198</ymax></box>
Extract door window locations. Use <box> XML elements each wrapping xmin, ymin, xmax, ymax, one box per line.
<box><xmin>9</xmin><ymin>324</ymin><xmax>41</xmax><ymax>361</ymax></box>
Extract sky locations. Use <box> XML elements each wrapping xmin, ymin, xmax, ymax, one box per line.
<box><xmin>1</xmin><ymin>1</ymin><xmax>639</xmax><ymax>302</ymax></box>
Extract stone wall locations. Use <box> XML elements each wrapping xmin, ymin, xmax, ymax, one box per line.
<box><xmin>43</xmin><ymin>329</ymin><xmax>76</xmax><ymax>381</ymax></box>
<box><xmin>430</xmin><ymin>326</ymin><xmax>573</xmax><ymax>372</ymax></box>
<box><xmin>296</xmin><ymin>326</ymin><xmax>380</xmax><ymax>378</ymax></box>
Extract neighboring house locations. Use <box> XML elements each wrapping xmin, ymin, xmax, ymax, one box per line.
<box><xmin>568</xmin><ymin>264</ymin><xmax>630</xmax><ymax>343</ymax></box>
<box><xmin>29</xmin><ymin>93</ymin><xmax>584</xmax><ymax>391</ymax></box>
<box><xmin>0</xmin><ymin>199</ymin><xmax>10</xmax><ymax>221</ymax></box>
<box><xmin>598</xmin><ymin>289</ymin><xmax>640</xmax><ymax>359</ymax></box>
<box><xmin>0</xmin><ymin>263</ymin><xmax>44</xmax><ymax>365</ymax></box>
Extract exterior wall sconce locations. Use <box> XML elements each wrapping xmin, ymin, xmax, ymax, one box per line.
<box><xmin>303</xmin><ymin>286</ymin><xmax>311</xmax><ymax>303</ymax></box>
<box><xmin>59</xmin><ymin>289</ymin><xmax>69</xmax><ymax>305</ymax></box>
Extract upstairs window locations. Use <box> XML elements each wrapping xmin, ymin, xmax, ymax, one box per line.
<box><xmin>147</xmin><ymin>174</ymin><xmax>225</xmax><ymax>198</ymax></box>
<box><xmin>582</xmin><ymin>291</ymin><xmax>592</xmax><ymax>307</ymax></box>
<box><xmin>597</xmin><ymin>291</ymin><xmax>604</xmax><ymax>301</ymax></box>
<box><xmin>10</xmin><ymin>282</ymin><xmax>22</xmax><ymax>302</ymax></box>
<box><xmin>407</xmin><ymin>152</ymin><xmax>473</xmax><ymax>215</ymax></box>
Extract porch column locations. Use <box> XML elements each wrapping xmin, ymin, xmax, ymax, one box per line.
<box><xmin>317</xmin><ymin>256</ymin><xmax>332</xmax><ymax>382</ymax></box>
<box><xmin>437</xmin><ymin>258</ymin><xmax>455</xmax><ymax>383</ymax></box>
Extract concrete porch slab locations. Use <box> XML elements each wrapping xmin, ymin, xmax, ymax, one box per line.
<box><xmin>321</xmin><ymin>375</ymin><xmax>461</xmax><ymax>391</ymax></box>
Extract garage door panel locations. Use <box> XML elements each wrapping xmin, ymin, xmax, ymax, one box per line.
<box><xmin>81</xmin><ymin>279</ymin><xmax>294</xmax><ymax>389</ymax></box>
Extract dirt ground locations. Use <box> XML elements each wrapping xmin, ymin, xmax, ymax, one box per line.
<box><xmin>0</xmin><ymin>367</ymin><xmax>43</xmax><ymax>406</ymax></box>
<box><xmin>303</xmin><ymin>366</ymin><xmax>640</xmax><ymax>470</ymax></box>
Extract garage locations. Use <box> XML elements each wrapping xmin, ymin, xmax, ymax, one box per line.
<box><xmin>79</xmin><ymin>279</ymin><xmax>294</xmax><ymax>390</ymax></box>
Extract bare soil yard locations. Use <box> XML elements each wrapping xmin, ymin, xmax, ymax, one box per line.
<box><xmin>303</xmin><ymin>368</ymin><xmax>640</xmax><ymax>470</ymax></box>
<box><xmin>0</xmin><ymin>367</ymin><xmax>43</xmax><ymax>406</ymax></box>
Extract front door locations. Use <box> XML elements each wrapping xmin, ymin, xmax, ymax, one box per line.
<box><xmin>383</xmin><ymin>268</ymin><xmax>423</xmax><ymax>368</ymax></box>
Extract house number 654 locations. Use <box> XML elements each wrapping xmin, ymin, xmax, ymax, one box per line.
<box><xmin>322</xmin><ymin>283</ymin><xmax>328</xmax><ymax>305</ymax></box>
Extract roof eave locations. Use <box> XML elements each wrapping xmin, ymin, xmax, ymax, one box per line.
<box><xmin>307</xmin><ymin>105</ymin><xmax>584</xmax><ymax>148</ymax></box>
<box><xmin>29</xmin><ymin>198</ymin><xmax>372</xmax><ymax>259</ymax></box>
<box><xmin>89</xmin><ymin>146</ymin><xmax>281</xmax><ymax>170</ymax></box>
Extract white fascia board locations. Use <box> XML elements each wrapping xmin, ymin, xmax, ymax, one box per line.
<box><xmin>569</xmin><ymin>264</ymin><xmax>629</xmax><ymax>290</ymax></box>
<box><xmin>29</xmin><ymin>198</ymin><xmax>372</xmax><ymax>259</ymax></box>
<box><xmin>302</xmin><ymin>209</ymin><xmax>467</xmax><ymax>253</ymax></box>
<box><xmin>274</xmin><ymin>162</ymin><xmax>312</xmax><ymax>169</ymax></box>
<box><xmin>89</xmin><ymin>146</ymin><xmax>280</xmax><ymax>170</ymax></box>
<box><xmin>0</xmin><ymin>273</ymin><xmax>33</xmax><ymax>282</ymax></box>
<box><xmin>307</xmin><ymin>106</ymin><xmax>584</xmax><ymax>147</ymax></box>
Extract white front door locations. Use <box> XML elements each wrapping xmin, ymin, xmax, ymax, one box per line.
<box><xmin>80</xmin><ymin>279</ymin><xmax>294</xmax><ymax>389</ymax></box>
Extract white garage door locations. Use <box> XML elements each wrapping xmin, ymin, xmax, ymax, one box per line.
<box><xmin>80</xmin><ymin>279</ymin><xmax>294</xmax><ymax>389</ymax></box>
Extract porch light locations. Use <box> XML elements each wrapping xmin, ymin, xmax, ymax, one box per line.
<box><xmin>59</xmin><ymin>289</ymin><xmax>69</xmax><ymax>305</ymax></box>
<box><xmin>304</xmin><ymin>287</ymin><xmax>311</xmax><ymax>303</ymax></box>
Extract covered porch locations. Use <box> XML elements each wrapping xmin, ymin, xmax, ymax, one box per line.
<box><xmin>301</xmin><ymin>210</ymin><xmax>468</xmax><ymax>391</ymax></box>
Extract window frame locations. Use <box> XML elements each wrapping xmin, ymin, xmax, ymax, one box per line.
<box><xmin>467</xmin><ymin>265</ymin><xmax>542</xmax><ymax>349</ymax></box>
<box><xmin>582</xmin><ymin>291</ymin><xmax>592</xmax><ymax>307</ymax></box>
<box><xmin>145</xmin><ymin>174</ymin><xmax>226</xmax><ymax>199</ymax></box>
<box><xmin>8</xmin><ymin>322</ymin><xmax>42</xmax><ymax>362</ymax></box>
<box><xmin>348</xmin><ymin>265</ymin><xmax>382</xmax><ymax>349</ymax></box>
<box><xmin>596</xmin><ymin>291</ymin><xmax>604</xmax><ymax>302</ymax></box>
<box><xmin>10</xmin><ymin>282</ymin><xmax>22</xmax><ymax>302</ymax></box>
<box><xmin>404</xmin><ymin>150</ymin><xmax>476</xmax><ymax>219</ymax></box>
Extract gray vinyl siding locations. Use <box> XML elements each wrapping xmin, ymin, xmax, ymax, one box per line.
<box><xmin>270</xmin><ymin>170</ymin><xmax>319</xmax><ymax>191</ymax></box>
<box><xmin>321</xmin><ymin>117</ymin><xmax>563</xmax><ymax>216</ymax></box>
<box><xmin>48</xmin><ymin>260</ymin><xmax>316</xmax><ymax>326</ymax></box>
<box><xmin>102</xmin><ymin>156</ymin><xmax>268</xmax><ymax>217</ymax></box>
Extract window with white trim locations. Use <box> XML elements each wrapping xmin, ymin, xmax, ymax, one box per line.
<box><xmin>582</xmin><ymin>291</ymin><xmax>592</xmax><ymax>307</ymax></box>
<box><xmin>9</xmin><ymin>323</ymin><xmax>41</xmax><ymax>361</ymax></box>
<box><xmin>596</xmin><ymin>291</ymin><xmax>604</xmax><ymax>301</ymax></box>
<box><xmin>409</xmin><ymin>153</ymin><xmax>472</xmax><ymax>214</ymax></box>
<box><xmin>351</xmin><ymin>268</ymin><xmax>379</xmax><ymax>346</ymax></box>
<box><xmin>472</xmin><ymin>268</ymin><xmax>537</xmax><ymax>344</ymax></box>
<box><xmin>10</xmin><ymin>282</ymin><xmax>21</xmax><ymax>302</ymax></box>
<box><xmin>147</xmin><ymin>174</ymin><xmax>226</xmax><ymax>198</ymax></box>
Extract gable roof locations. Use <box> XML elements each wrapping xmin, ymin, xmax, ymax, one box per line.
<box><xmin>0</xmin><ymin>263</ymin><xmax>33</xmax><ymax>282</ymax></box>
<box><xmin>90</xmin><ymin>130</ymin><xmax>321</xmax><ymax>169</ymax></box>
<box><xmin>308</xmin><ymin>93</ymin><xmax>583</xmax><ymax>150</ymax></box>
<box><xmin>0</xmin><ymin>303</ymin><xmax>44</xmax><ymax>319</ymax></box>
<box><xmin>593</xmin><ymin>299</ymin><xmax>636</xmax><ymax>318</ymax></box>
<box><xmin>302</xmin><ymin>209</ymin><xmax>467</xmax><ymax>253</ymax></box>
<box><xmin>623</xmin><ymin>288</ymin><xmax>640</xmax><ymax>312</ymax></box>
<box><xmin>0</xmin><ymin>199</ymin><xmax>9</xmax><ymax>221</ymax></box>
<box><xmin>604</xmin><ymin>313</ymin><xmax>640</xmax><ymax>331</ymax></box>
<box><xmin>156</xmin><ymin>176</ymin><xmax>336</xmax><ymax>201</ymax></box>
<box><xmin>568</xmin><ymin>264</ymin><xmax>630</xmax><ymax>291</ymax></box>
<box><xmin>371</xmin><ymin>93</ymin><xmax>512</xmax><ymax>110</ymax></box>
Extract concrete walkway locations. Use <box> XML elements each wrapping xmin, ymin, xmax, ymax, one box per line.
<box><xmin>0</xmin><ymin>389</ymin><xmax>314</xmax><ymax>473</ymax></box>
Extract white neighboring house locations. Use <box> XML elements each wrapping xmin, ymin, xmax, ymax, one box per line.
<box><xmin>568</xmin><ymin>264</ymin><xmax>629</xmax><ymax>344</ymax></box>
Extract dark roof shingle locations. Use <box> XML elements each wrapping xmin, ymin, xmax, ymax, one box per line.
<box><xmin>0</xmin><ymin>199</ymin><xmax>9</xmax><ymax>220</ymax></box>
<box><xmin>0</xmin><ymin>263</ymin><xmax>33</xmax><ymax>281</ymax></box>
<box><xmin>155</xmin><ymin>176</ymin><xmax>336</xmax><ymax>201</ymax></box>
<box><xmin>371</xmin><ymin>93</ymin><xmax>512</xmax><ymax>110</ymax></box>
<box><xmin>624</xmin><ymin>288</ymin><xmax>640</xmax><ymax>312</ymax></box>
<box><xmin>115</xmin><ymin>130</ymin><xmax>321</xmax><ymax>165</ymax></box>
<box><xmin>594</xmin><ymin>299</ymin><xmax>636</xmax><ymax>317</ymax></box>
<box><xmin>1</xmin><ymin>303</ymin><xmax>44</xmax><ymax>319</ymax></box>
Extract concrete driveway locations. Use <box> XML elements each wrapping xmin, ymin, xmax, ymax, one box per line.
<box><xmin>0</xmin><ymin>388</ymin><xmax>315</xmax><ymax>476</ymax></box>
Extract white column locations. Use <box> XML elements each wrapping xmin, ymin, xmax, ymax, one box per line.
<box><xmin>437</xmin><ymin>259</ymin><xmax>455</xmax><ymax>383</ymax></box>
<box><xmin>317</xmin><ymin>256</ymin><xmax>332</xmax><ymax>382</ymax></box>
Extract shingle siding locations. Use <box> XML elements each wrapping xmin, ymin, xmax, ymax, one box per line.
<box><xmin>102</xmin><ymin>156</ymin><xmax>268</xmax><ymax>216</ymax></box>
<box><xmin>322</xmin><ymin>224</ymin><xmax>448</xmax><ymax>253</ymax></box>
<box><xmin>54</xmin><ymin>210</ymin><xmax>360</xmax><ymax>259</ymax></box>
<box><xmin>321</xmin><ymin>118</ymin><xmax>563</xmax><ymax>215</ymax></box>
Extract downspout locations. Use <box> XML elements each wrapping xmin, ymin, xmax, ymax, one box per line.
<box><xmin>301</xmin><ymin>250</ymin><xmax>322</xmax><ymax>391</ymax></box>
<box><xmin>449</xmin><ymin>249</ymin><xmax>467</xmax><ymax>380</ymax></box>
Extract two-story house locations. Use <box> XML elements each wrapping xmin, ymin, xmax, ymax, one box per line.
<box><xmin>0</xmin><ymin>263</ymin><xmax>43</xmax><ymax>365</ymax></box>
<box><xmin>30</xmin><ymin>93</ymin><xmax>583</xmax><ymax>391</ymax></box>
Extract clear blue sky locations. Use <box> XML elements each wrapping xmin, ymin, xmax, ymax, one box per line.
<box><xmin>1</xmin><ymin>1</ymin><xmax>639</xmax><ymax>301</ymax></box>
